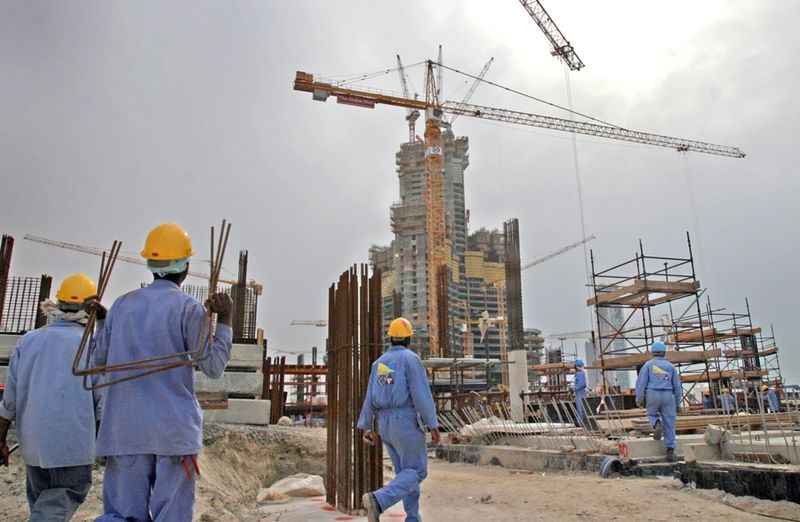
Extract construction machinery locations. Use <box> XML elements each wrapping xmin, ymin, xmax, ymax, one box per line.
<box><xmin>23</xmin><ymin>234</ymin><xmax>263</xmax><ymax>295</ymax></box>
<box><xmin>517</xmin><ymin>0</ymin><xmax>585</xmax><ymax>70</ymax></box>
<box><xmin>294</xmin><ymin>40</ymin><xmax>745</xmax><ymax>357</ymax></box>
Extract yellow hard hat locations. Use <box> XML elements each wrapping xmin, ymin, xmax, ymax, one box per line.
<box><xmin>140</xmin><ymin>223</ymin><xmax>195</xmax><ymax>261</ymax></box>
<box><xmin>761</xmin><ymin>384</ymin><xmax>768</xmax><ymax>391</ymax></box>
<box><xmin>56</xmin><ymin>273</ymin><xmax>98</xmax><ymax>304</ymax></box>
<box><xmin>387</xmin><ymin>317</ymin><xmax>413</xmax><ymax>338</ymax></box>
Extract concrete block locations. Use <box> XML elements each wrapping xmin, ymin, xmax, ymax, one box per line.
<box><xmin>618</xmin><ymin>434</ymin><xmax>707</xmax><ymax>459</ymax></box>
<box><xmin>228</xmin><ymin>344</ymin><xmax>263</xmax><ymax>369</ymax></box>
<box><xmin>194</xmin><ymin>370</ymin><xmax>262</xmax><ymax>396</ymax></box>
<box><xmin>0</xmin><ymin>335</ymin><xmax>20</xmax><ymax>359</ymax></box>
<box><xmin>203</xmin><ymin>398</ymin><xmax>270</xmax><ymax>425</ymax></box>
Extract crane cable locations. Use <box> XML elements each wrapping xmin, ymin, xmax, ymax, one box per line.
<box><xmin>329</xmin><ymin>60</ymin><xmax>427</xmax><ymax>87</ymax></box>
<box><xmin>562</xmin><ymin>67</ymin><xmax>597</xmax><ymax>341</ymax></box>
<box><xmin>436</xmin><ymin>61</ymin><xmax>624</xmax><ymax>129</ymax></box>
<box><xmin>682</xmin><ymin>153</ymin><xmax>708</xmax><ymax>284</ymax></box>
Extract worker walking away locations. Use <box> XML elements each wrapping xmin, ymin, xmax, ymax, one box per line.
<box><xmin>573</xmin><ymin>359</ymin><xmax>587</xmax><ymax>428</ymax></box>
<box><xmin>357</xmin><ymin>318</ymin><xmax>440</xmax><ymax>522</ymax></box>
<box><xmin>634</xmin><ymin>341</ymin><xmax>681</xmax><ymax>462</ymax></box>
<box><xmin>0</xmin><ymin>274</ymin><xmax>103</xmax><ymax>520</ymax></box>
<box><xmin>93</xmin><ymin>223</ymin><xmax>233</xmax><ymax>522</ymax></box>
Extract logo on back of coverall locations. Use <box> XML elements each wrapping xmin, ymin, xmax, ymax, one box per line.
<box><xmin>651</xmin><ymin>365</ymin><xmax>670</xmax><ymax>383</ymax></box>
<box><xmin>377</xmin><ymin>363</ymin><xmax>395</xmax><ymax>385</ymax></box>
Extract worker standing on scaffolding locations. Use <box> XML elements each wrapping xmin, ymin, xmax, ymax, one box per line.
<box><xmin>358</xmin><ymin>317</ymin><xmax>440</xmax><ymax>522</ymax></box>
<box><xmin>634</xmin><ymin>341</ymin><xmax>682</xmax><ymax>462</ymax></box>
<box><xmin>93</xmin><ymin>223</ymin><xmax>233</xmax><ymax>521</ymax></box>
<box><xmin>573</xmin><ymin>359</ymin><xmax>587</xmax><ymax>428</ymax></box>
<box><xmin>0</xmin><ymin>274</ymin><xmax>102</xmax><ymax>520</ymax></box>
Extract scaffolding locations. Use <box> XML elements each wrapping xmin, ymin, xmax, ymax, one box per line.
<box><xmin>759</xmin><ymin>325</ymin><xmax>783</xmax><ymax>384</ymax></box>
<box><xmin>588</xmin><ymin>234</ymin><xmax>715</xmax><ymax>402</ymax></box>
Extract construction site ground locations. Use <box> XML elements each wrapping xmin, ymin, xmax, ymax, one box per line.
<box><xmin>1</xmin><ymin>425</ymin><xmax>798</xmax><ymax>521</ymax></box>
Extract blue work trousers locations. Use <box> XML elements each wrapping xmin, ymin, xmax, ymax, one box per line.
<box><xmin>374</xmin><ymin>411</ymin><xmax>428</xmax><ymax>522</ymax></box>
<box><xmin>575</xmin><ymin>392</ymin><xmax>587</xmax><ymax>428</ymax></box>
<box><xmin>96</xmin><ymin>455</ymin><xmax>196</xmax><ymax>522</ymax></box>
<box><xmin>26</xmin><ymin>464</ymin><xmax>92</xmax><ymax>521</ymax></box>
<box><xmin>646</xmin><ymin>390</ymin><xmax>677</xmax><ymax>449</ymax></box>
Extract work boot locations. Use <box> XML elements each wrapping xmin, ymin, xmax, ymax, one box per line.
<box><xmin>363</xmin><ymin>492</ymin><xmax>380</xmax><ymax>522</ymax></box>
<box><xmin>652</xmin><ymin>420</ymin><xmax>663</xmax><ymax>441</ymax></box>
<box><xmin>665</xmin><ymin>448</ymin><xmax>676</xmax><ymax>462</ymax></box>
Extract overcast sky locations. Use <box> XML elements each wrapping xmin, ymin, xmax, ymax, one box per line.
<box><xmin>2</xmin><ymin>1</ymin><xmax>798</xmax><ymax>382</ymax></box>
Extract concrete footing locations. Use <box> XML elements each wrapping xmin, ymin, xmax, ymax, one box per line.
<box><xmin>679</xmin><ymin>461</ymin><xmax>800</xmax><ymax>503</ymax></box>
<box><xmin>435</xmin><ymin>444</ymin><xmax>607</xmax><ymax>473</ymax></box>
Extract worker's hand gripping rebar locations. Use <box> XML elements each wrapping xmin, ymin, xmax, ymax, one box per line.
<box><xmin>72</xmin><ymin>220</ymin><xmax>232</xmax><ymax>389</ymax></box>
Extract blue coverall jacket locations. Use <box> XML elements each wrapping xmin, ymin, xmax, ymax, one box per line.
<box><xmin>635</xmin><ymin>356</ymin><xmax>681</xmax><ymax>450</ymax></box>
<box><xmin>357</xmin><ymin>344</ymin><xmax>437</xmax><ymax>522</ymax></box>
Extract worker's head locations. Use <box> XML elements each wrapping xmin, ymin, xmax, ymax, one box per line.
<box><xmin>387</xmin><ymin>317</ymin><xmax>413</xmax><ymax>346</ymax></box>
<box><xmin>141</xmin><ymin>223</ymin><xmax>194</xmax><ymax>285</ymax></box>
<box><xmin>651</xmin><ymin>341</ymin><xmax>667</xmax><ymax>356</ymax></box>
<box><xmin>761</xmin><ymin>384</ymin><xmax>769</xmax><ymax>392</ymax></box>
<box><xmin>56</xmin><ymin>273</ymin><xmax>97</xmax><ymax>312</ymax></box>
<box><xmin>575</xmin><ymin>359</ymin><xmax>585</xmax><ymax>369</ymax></box>
<box><xmin>703</xmin><ymin>389</ymin><xmax>710</xmax><ymax>396</ymax></box>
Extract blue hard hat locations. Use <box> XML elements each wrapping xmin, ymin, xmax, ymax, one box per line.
<box><xmin>575</xmin><ymin>358</ymin><xmax>585</xmax><ymax>367</ymax></box>
<box><xmin>651</xmin><ymin>341</ymin><xmax>667</xmax><ymax>354</ymax></box>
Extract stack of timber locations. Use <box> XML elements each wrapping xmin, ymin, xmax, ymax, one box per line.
<box><xmin>630</xmin><ymin>412</ymin><xmax>800</xmax><ymax>434</ymax></box>
<box><xmin>0</xmin><ymin>333</ymin><xmax>270</xmax><ymax>425</ymax></box>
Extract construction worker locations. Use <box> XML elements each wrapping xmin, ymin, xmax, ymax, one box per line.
<box><xmin>573</xmin><ymin>359</ymin><xmax>587</xmax><ymax>428</ymax></box>
<box><xmin>702</xmin><ymin>389</ymin><xmax>714</xmax><ymax>410</ymax></box>
<box><xmin>721</xmin><ymin>388</ymin><xmax>735</xmax><ymax>414</ymax></box>
<box><xmin>634</xmin><ymin>341</ymin><xmax>681</xmax><ymax>462</ymax></box>
<box><xmin>93</xmin><ymin>223</ymin><xmax>233</xmax><ymax>521</ymax></box>
<box><xmin>762</xmin><ymin>384</ymin><xmax>780</xmax><ymax>413</ymax></box>
<box><xmin>358</xmin><ymin>317</ymin><xmax>440</xmax><ymax>522</ymax></box>
<box><xmin>0</xmin><ymin>274</ymin><xmax>102</xmax><ymax>520</ymax></box>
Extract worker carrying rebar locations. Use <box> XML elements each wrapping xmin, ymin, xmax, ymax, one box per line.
<box><xmin>573</xmin><ymin>359</ymin><xmax>587</xmax><ymax>428</ymax></box>
<box><xmin>92</xmin><ymin>223</ymin><xmax>233</xmax><ymax>522</ymax></box>
<box><xmin>0</xmin><ymin>274</ymin><xmax>103</xmax><ymax>520</ymax></box>
<box><xmin>357</xmin><ymin>317</ymin><xmax>440</xmax><ymax>522</ymax></box>
<box><xmin>634</xmin><ymin>341</ymin><xmax>681</xmax><ymax>462</ymax></box>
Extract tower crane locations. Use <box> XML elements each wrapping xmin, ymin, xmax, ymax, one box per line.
<box><xmin>395</xmin><ymin>55</ymin><xmax>420</xmax><ymax>144</ymax></box>
<box><xmin>517</xmin><ymin>0</ymin><xmax>585</xmax><ymax>70</ymax></box>
<box><xmin>294</xmin><ymin>62</ymin><xmax>744</xmax><ymax>357</ymax></box>
<box><xmin>24</xmin><ymin>234</ymin><xmax>263</xmax><ymax>294</ymax></box>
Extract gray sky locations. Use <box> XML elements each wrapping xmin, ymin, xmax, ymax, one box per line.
<box><xmin>2</xmin><ymin>1</ymin><xmax>798</xmax><ymax>381</ymax></box>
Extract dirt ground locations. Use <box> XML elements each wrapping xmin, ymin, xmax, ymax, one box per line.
<box><xmin>1</xmin><ymin>425</ymin><xmax>798</xmax><ymax>521</ymax></box>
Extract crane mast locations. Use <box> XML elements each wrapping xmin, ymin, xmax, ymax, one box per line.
<box><xmin>517</xmin><ymin>0</ymin><xmax>585</xmax><ymax>71</ymax></box>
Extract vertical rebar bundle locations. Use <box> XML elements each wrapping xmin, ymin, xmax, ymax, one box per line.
<box><xmin>326</xmin><ymin>264</ymin><xmax>384</xmax><ymax>513</ymax></box>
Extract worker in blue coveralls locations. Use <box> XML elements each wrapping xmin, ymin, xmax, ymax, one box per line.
<box><xmin>0</xmin><ymin>274</ymin><xmax>103</xmax><ymax>520</ymax></box>
<box><xmin>573</xmin><ymin>359</ymin><xmax>587</xmax><ymax>428</ymax></box>
<box><xmin>93</xmin><ymin>223</ymin><xmax>233</xmax><ymax>521</ymax></box>
<box><xmin>721</xmin><ymin>388</ymin><xmax>735</xmax><ymax>414</ymax></box>
<box><xmin>358</xmin><ymin>317</ymin><xmax>440</xmax><ymax>522</ymax></box>
<box><xmin>635</xmin><ymin>341</ymin><xmax>681</xmax><ymax>462</ymax></box>
<box><xmin>702</xmin><ymin>390</ymin><xmax>714</xmax><ymax>410</ymax></box>
<box><xmin>762</xmin><ymin>384</ymin><xmax>780</xmax><ymax>413</ymax></box>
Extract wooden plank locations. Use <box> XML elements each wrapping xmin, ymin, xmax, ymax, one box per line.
<box><xmin>588</xmin><ymin>280</ymin><xmax>699</xmax><ymax>306</ymax></box>
<box><xmin>600</xmin><ymin>349</ymin><xmax>720</xmax><ymax>370</ymax></box>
